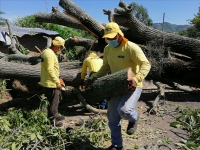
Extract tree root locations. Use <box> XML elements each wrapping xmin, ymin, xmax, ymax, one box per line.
<box><xmin>74</xmin><ymin>88</ymin><xmax>107</xmax><ymax>114</ymax></box>
<box><xmin>148</xmin><ymin>81</ymin><xmax>166</xmax><ymax>115</ymax></box>
<box><xmin>173</xmin><ymin>82</ymin><xmax>200</xmax><ymax>93</ymax></box>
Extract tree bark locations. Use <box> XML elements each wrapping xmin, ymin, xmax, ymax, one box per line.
<box><xmin>59</xmin><ymin>0</ymin><xmax>105</xmax><ymax>38</ymax></box>
<box><xmin>34</xmin><ymin>6</ymin><xmax>86</xmax><ymax>31</ymax></box>
<box><xmin>84</xmin><ymin>68</ymin><xmax>134</xmax><ymax>104</ymax></box>
<box><xmin>0</xmin><ymin>60</ymin><xmax>82</xmax><ymax>87</ymax></box>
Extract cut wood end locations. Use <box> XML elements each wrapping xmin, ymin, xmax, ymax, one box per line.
<box><xmin>114</xmin><ymin>8</ymin><xmax>118</xmax><ymax>13</ymax></box>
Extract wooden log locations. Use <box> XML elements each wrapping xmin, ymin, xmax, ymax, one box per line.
<box><xmin>84</xmin><ymin>68</ymin><xmax>134</xmax><ymax>104</ymax></box>
<box><xmin>0</xmin><ymin>60</ymin><xmax>82</xmax><ymax>87</ymax></box>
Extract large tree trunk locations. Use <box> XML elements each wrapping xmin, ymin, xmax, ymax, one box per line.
<box><xmin>0</xmin><ymin>60</ymin><xmax>82</xmax><ymax>87</ymax></box>
<box><xmin>84</xmin><ymin>68</ymin><xmax>134</xmax><ymax>104</ymax></box>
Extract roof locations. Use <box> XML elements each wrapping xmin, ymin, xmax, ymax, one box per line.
<box><xmin>0</xmin><ymin>26</ymin><xmax>59</xmax><ymax>45</ymax></box>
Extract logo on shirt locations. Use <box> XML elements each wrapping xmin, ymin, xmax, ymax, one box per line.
<box><xmin>118</xmin><ymin>55</ymin><xmax>124</xmax><ymax>58</ymax></box>
<box><xmin>106</xmin><ymin>28</ymin><xmax>112</xmax><ymax>31</ymax></box>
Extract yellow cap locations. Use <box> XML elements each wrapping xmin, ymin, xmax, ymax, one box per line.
<box><xmin>103</xmin><ymin>22</ymin><xmax>128</xmax><ymax>43</ymax></box>
<box><xmin>102</xmin><ymin>22</ymin><xmax>124</xmax><ymax>38</ymax></box>
<box><xmin>52</xmin><ymin>36</ymin><xmax>65</xmax><ymax>48</ymax></box>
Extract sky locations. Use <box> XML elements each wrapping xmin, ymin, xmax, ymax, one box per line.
<box><xmin>0</xmin><ymin>0</ymin><xmax>199</xmax><ymax>25</ymax></box>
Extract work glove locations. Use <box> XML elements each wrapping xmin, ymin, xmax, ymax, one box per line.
<box><xmin>59</xmin><ymin>78</ymin><xmax>66</xmax><ymax>91</ymax></box>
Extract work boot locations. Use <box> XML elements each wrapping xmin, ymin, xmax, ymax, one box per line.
<box><xmin>52</xmin><ymin>119</ymin><xmax>63</xmax><ymax>127</ymax></box>
<box><xmin>54</xmin><ymin>114</ymin><xmax>65</xmax><ymax>121</ymax></box>
<box><xmin>107</xmin><ymin>145</ymin><xmax>124</xmax><ymax>150</ymax></box>
<box><xmin>126</xmin><ymin>115</ymin><xmax>139</xmax><ymax>135</ymax></box>
<box><xmin>49</xmin><ymin>114</ymin><xmax>64</xmax><ymax>127</ymax></box>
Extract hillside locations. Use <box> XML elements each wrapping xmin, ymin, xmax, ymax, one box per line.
<box><xmin>153</xmin><ymin>22</ymin><xmax>190</xmax><ymax>33</ymax></box>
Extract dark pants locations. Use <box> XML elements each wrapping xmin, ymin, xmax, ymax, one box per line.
<box><xmin>43</xmin><ymin>87</ymin><xmax>60</xmax><ymax>118</ymax></box>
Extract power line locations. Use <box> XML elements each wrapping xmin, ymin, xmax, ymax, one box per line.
<box><xmin>165</xmin><ymin>16</ymin><xmax>183</xmax><ymax>25</ymax></box>
<box><xmin>153</xmin><ymin>15</ymin><xmax>187</xmax><ymax>25</ymax></box>
<box><xmin>152</xmin><ymin>16</ymin><xmax>163</xmax><ymax>22</ymax></box>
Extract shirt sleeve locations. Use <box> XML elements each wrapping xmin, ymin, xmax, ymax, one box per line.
<box><xmin>45</xmin><ymin>52</ymin><xmax>60</xmax><ymax>85</ymax></box>
<box><xmin>90</xmin><ymin>48</ymin><xmax>110</xmax><ymax>80</ymax></box>
<box><xmin>81</xmin><ymin>59</ymin><xmax>88</xmax><ymax>80</ymax></box>
<box><xmin>129</xmin><ymin>43</ymin><xmax>151</xmax><ymax>84</ymax></box>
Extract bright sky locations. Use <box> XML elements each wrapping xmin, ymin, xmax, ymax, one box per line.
<box><xmin>0</xmin><ymin>0</ymin><xmax>199</xmax><ymax>25</ymax></box>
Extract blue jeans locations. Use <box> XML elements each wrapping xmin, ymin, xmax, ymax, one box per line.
<box><xmin>99</xmin><ymin>99</ymin><xmax>107</xmax><ymax>109</ymax></box>
<box><xmin>107</xmin><ymin>88</ymin><xmax>142</xmax><ymax>147</ymax></box>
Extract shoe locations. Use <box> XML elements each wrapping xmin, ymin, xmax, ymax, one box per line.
<box><xmin>55</xmin><ymin>114</ymin><xmax>65</xmax><ymax>121</ymax></box>
<box><xmin>107</xmin><ymin>145</ymin><xmax>124</xmax><ymax>150</ymax></box>
<box><xmin>49</xmin><ymin>114</ymin><xmax>64</xmax><ymax>127</ymax></box>
<box><xmin>126</xmin><ymin>115</ymin><xmax>139</xmax><ymax>135</ymax></box>
<box><xmin>50</xmin><ymin>119</ymin><xmax>63</xmax><ymax>127</ymax></box>
<box><xmin>55</xmin><ymin>121</ymin><xmax>63</xmax><ymax>127</ymax></box>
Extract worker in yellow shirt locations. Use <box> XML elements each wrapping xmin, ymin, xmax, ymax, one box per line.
<box><xmin>40</xmin><ymin>36</ymin><xmax>65</xmax><ymax>127</ymax></box>
<box><xmin>88</xmin><ymin>22</ymin><xmax>151</xmax><ymax>150</ymax></box>
<box><xmin>81</xmin><ymin>51</ymin><xmax>107</xmax><ymax>109</ymax></box>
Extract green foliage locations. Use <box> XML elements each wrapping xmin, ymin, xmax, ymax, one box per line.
<box><xmin>170</xmin><ymin>107</ymin><xmax>200</xmax><ymax>149</ymax></box>
<box><xmin>176</xmin><ymin>12</ymin><xmax>200</xmax><ymax>38</ymax></box>
<box><xmin>13</xmin><ymin>15</ymin><xmax>91</xmax><ymax>40</ymax></box>
<box><xmin>13</xmin><ymin>15</ymin><xmax>46</xmax><ymax>28</ymax></box>
<box><xmin>0</xmin><ymin>105</ymin><xmax>110</xmax><ymax>149</ymax></box>
<box><xmin>66</xmin><ymin>117</ymin><xmax>110</xmax><ymax>149</ymax></box>
<box><xmin>178</xmin><ymin>26</ymin><xmax>200</xmax><ymax>38</ymax></box>
<box><xmin>132</xmin><ymin>2</ymin><xmax>153</xmax><ymax>26</ymax></box>
<box><xmin>0</xmin><ymin>79</ymin><xmax>7</xmax><ymax>99</ymax></box>
<box><xmin>0</xmin><ymin>11</ymin><xmax>6</xmax><ymax>26</ymax></box>
<box><xmin>17</xmin><ymin>45</ymin><xmax>30</xmax><ymax>55</ymax></box>
<box><xmin>190</xmin><ymin>13</ymin><xmax>200</xmax><ymax>30</ymax></box>
<box><xmin>0</xmin><ymin>108</ymin><xmax>67</xmax><ymax>149</ymax></box>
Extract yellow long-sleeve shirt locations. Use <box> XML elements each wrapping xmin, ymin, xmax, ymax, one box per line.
<box><xmin>91</xmin><ymin>41</ymin><xmax>151</xmax><ymax>88</ymax></box>
<box><xmin>40</xmin><ymin>48</ymin><xmax>60</xmax><ymax>88</ymax></box>
<box><xmin>81</xmin><ymin>53</ymin><xmax>103</xmax><ymax>80</ymax></box>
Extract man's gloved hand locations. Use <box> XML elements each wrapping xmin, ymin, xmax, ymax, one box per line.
<box><xmin>127</xmin><ymin>77</ymin><xmax>137</xmax><ymax>91</ymax></box>
<box><xmin>59</xmin><ymin>78</ymin><xmax>66</xmax><ymax>90</ymax></box>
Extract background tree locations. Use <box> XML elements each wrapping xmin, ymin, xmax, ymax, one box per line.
<box><xmin>131</xmin><ymin>2</ymin><xmax>153</xmax><ymax>26</ymax></box>
<box><xmin>178</xmin><ymin>12</ymin><xmax>200</xmax><ymax>38</ymax></box>
<box><xmin>0</xmin><ymin>11</ymin><xmax>6</xmax><ymax>26</ymax></box>
<box><xmin>190</xmin><ymin>12</ymin><xmax>200</xmax><ymax>30</ymax></box>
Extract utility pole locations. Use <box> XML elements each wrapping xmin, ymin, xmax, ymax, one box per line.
<box><xmin>45</xmin><ymin>0</ymin><xmax>48</xmax><ymax>13</ymax></box>
<box><xmin>162</xmin><ymin>13</ymin><xmax>165</xmax><ymax>31</ymax></box>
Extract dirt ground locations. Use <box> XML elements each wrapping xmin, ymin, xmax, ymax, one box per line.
<box><xmin>59</xmin><ymin>82</ymin><xmax>200</xmax><ymax>150</ymax></box>
<box><xmin>0</xmin><ymin>81</ymin><xmax>199</xmax><ymax>150</ymax></box>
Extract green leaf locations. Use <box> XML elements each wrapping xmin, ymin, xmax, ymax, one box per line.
<box><xmin>186</xmin><ymin>139</ymin><xmax>196</xmax><ymax>148</ymax></box>
<box><xmin>11</xmin><ymin>143</ymin><xmax>17</xmax><ymax>150</ymax></box>
<box><xmin>31</xmin><ymin>133</ymin><xmax>36</xmax><ymax>140</ymax></box>
<box><xmin>170</xmin><ymin>122</ymin><xmax>182</xmax><ymax>128</ymax></box>
<box><xmin>53</xmin><ymin>132</ymin><xmax>58</xmax><ymax>136</ymax></box>
<box><xmin>36</xmin><ymin>132</ymin><xmax>43</xmax><ymax>140</ymax></box>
